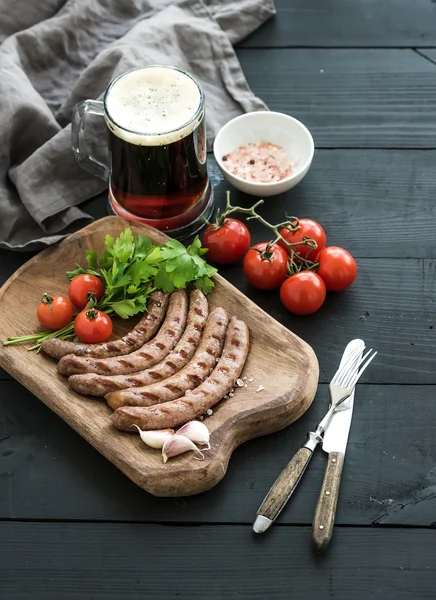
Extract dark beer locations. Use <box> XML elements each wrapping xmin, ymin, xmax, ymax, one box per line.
<box><xmin>104</xmin><ymin>66</ymin><xmax>209</xmax><ymax>229</ymax></box>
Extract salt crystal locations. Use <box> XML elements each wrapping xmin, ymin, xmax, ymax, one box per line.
<box><xmin>222</xmin><ymin>141</ymin><xmax>292</xmax><ymax>183</ymax></box>
<box><xmin>248</xmin><ymin>378</ymin><xmax>254</xmax><ymax>382</ymax></box>
<box><xmin>236</xmin><ymin>379</ymin><xmax>244</xmax><ymax>387</ymax></box>
<box><xmin>256</xmin><ymin>385</ymin><xmax>265</xmax><ymax>393</ymax></box>
<box><xmin>206</xmin><ymin>409</ymin><xmax>213</xmax><ymax>416</ymax></box>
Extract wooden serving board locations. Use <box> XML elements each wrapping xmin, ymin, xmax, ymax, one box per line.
<box><xmin>0</xmin><ymin>216</ymin><xmax>318</xmax><ymax>497</ymax></box>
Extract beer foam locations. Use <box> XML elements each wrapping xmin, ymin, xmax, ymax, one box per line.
<box><xmin>105</xmin><ymin>66</ymin><xmax>203</xmax><ymax>146</ymax></box>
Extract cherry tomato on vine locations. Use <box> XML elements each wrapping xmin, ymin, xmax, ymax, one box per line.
<box><xmin>280</xmin><ymin>272</ymin><xmax>326</xmax><ymax>315</ymax></box>
<box><xmin>203</xmin><ymin>218</ymin><xmax>251</xmax><ymax>264</ymax></box>
<box><xmin>317</xmin><ymin>246</ymin><xmax>357</xmax><ymax>291</ymax></box>
<box><xmin>36</xmin><ymin>294</ymin><xmax>73</xmax><ymax>331</ymax></box>
<box><xmin>279</xmin><ymin>218</ymin><xmax>327</xmax><ymax>261</ymax></box>
<box><xmin>74</xmin><ymin>308</ymin><xmax>113</xmax><ymax>343</ymax></box>
<box><xmin>243</xmin><ymin>242</ymin><xmax>288</xmax><ymax>290</ymax></box>
<box><xmin>68</xmin><ymin>274</ymin><xmax>104</xmax><ymax>309</ymax></box>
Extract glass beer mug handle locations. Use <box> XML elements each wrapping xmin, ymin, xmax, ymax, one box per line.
<box><xmin>72</xmin><ymin>100</ymin><xmax>109</xmax><ymax>181</ymax></box>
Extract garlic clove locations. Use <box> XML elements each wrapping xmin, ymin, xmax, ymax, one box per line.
<box><xmin>132</xmin><ymin>424</ymin><xmax>175</xmax><ymax>449</ymax></box>
<box><xmin>176</xmin><ymin>420</ymin><xmax>210</xmax><ymax>450</ymax></box>
<box><xmin>162</xmin><ymin>434</ymin><xmax>204</xmax><ymax>463</ymax></box>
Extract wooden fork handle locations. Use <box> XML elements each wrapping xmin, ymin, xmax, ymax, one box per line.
<box><xmin>255</xmin><ymin>446</ymin><xmax>313</xmax><ymax>525</ymax></box>
<box><xmin>312</xmin><ymin>451</ymin><xmax>345</xmax><ymax>552</ymax></box>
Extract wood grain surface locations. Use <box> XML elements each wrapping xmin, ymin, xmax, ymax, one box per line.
<box><xmin>239</xmin><ymin>0</ymin><xmax>436</xmax><ymax>48</ymax></box>
<box><xmin>0</xmin><ymin>216</ymin><xmax>318</xmax><ymax>497</ymax></box>
<box><xmin>1</xmin><ymin>522</ymin><xmax>435</xmax><ymax>600</ymax></box>
<box><xmin>238</xmin><ymin>49</ymin><xmax>436</xmax><ymax>148</ymax></box>
<box><xmin>312</xmin><ymin>451</ymin><xmax>345</xmax><ymax>552</ymax></box>
<box><xmin>1</xmin><ymin>1</ymin><xmax>436</xmax><ymax>597</ymax></box>
<box><xmin>256</xmin><ymin>446</ymin><xmax>313</xmax><ymax>522</ymax></box>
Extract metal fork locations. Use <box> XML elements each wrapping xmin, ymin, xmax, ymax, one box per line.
<box><xmin>316</xmin><ymin>347</ymin><xmax>378</xmax><ymax>440</ymax></box>
<box><xmin>253</xmin><ymin>346</ymin><xmax>377</xmax><ymax>534</ymax></box>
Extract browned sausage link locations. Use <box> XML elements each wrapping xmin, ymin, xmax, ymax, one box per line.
<box><xmin>110</xmin><ymin>317</ymin><xmax>249</xmax><ymax>432</ymax></box>
<box><xmin>58</xmin><ymin>290</ymin><xmax>188</xmax><ymax>376</ymax></box>
<box><xmin>42</xmin><ymin>291</ymin><xmax>169</xmax><ymax>360</ymax></box>
<box><xmin>67</xmin><ymin>289</ymin><xmax>209</xmax><ymax>397</ymax></box>
<box><xmin>105</xmin><ymin>306</ymin><xmax>228</xmax><ymax>409</ymax></box>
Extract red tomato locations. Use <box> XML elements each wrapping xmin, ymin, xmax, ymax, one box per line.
<box><xmin>317</xmin><ymin>246</ymin><xmax>357</xmax><ymax>291</ymax></box>
<box><xmin>280</xmin><ymin>272</ymin><xmax>326</xmax><ymax>315</ymax></box>
<box><xmin>243</xmin><ymin>243</ymin><xmax>289</xmax><ymax>290</ymax></box>
<box><xmin>279</xmin><ymin>218</ymin><xmax>327</xmax><ymax>261</ymax></box>
<box><xmin>37</xmin><ymin>294</ymin><xmax>73</xmax><ymax>331</ymax></box>
<box><xmin>68</xmin><ymin>274</ymin><xmax>104</xmax><ymax>309</ymax></box>
<box><xmin>203</xmin><ymin>218</ymin><xmax>250</xmax><ymax>264</ymax></box>
<box><xmin>74</xmin><ymin>309</ymin><xmax>113</xmax><ymax>343</ymax></box>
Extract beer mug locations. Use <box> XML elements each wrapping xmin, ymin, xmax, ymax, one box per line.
<box><xmin>72</xmin><ymin>65</ymin><xmax>214</xmax><ymax>236</ymax></box>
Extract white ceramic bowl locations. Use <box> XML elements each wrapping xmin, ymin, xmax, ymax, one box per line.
<box><xmin>213</xmin><ymin>111</ymin><xmax>314</xmax><ymax>197</ymax></box>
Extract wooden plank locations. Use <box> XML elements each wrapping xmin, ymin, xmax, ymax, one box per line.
<box><xmin>418</xmin><ymin>49</ymin><xmax>436</xmax><ymax>64</ymax></box>
<box><xmin>240</xmin><ymin>0</ymin><xmax>436</xmax><ymax>48</ymax></box>
<box><xmin>1</xmin><ymin>522</ymin><xmax>435</xmax><ymax>599</ymax></box>
<box><xmin>1</xmin><ymin>380</ymin><xmax>435</xmax><ymax>526</ymax></box>
<box><xmin>237</xmin><ymin>49</ymin><xmax>436</xmax><ymax>148</ymax></box>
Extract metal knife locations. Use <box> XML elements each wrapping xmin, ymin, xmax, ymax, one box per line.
<box><xmin>312</xmin><ymin>338</ymin><xmax>365</xmax><ymax>552</ymax></box>
<box><xmin>253</xmin><ymin>339</ymin><xmax>364</xmax><ymax>535</ymax></box>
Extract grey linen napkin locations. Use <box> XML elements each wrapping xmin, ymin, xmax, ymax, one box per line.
<box><xmin>0</xmin><ymin>0</ymin><xmax>274</xmax><ymax>251</ymax></box>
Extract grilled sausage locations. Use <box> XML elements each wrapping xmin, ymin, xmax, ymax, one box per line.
<box><xmin>58</xmin><ymin>290</ymin><xmax>188</xmax><ymax>376</ymax></box>
<box><xmin>110</xmin><ymin>316</ymin><xmax>249</xmax><ymax>432</ymax></box>
<box><xmin>105</xmin><ymin>306</ymin><xmax>228</xmax><ymax>409</ymax></box>
<box><xmin>67</xmin><ymin>289</ymin><xmax>209</xmax><ymax>397</ymax></box>
<box><xmin>42</xmin><ymin>291</ymin><xmax>169</xmax><ymax>360</ymax></box>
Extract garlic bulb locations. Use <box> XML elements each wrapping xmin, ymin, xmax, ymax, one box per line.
<box><xmin>132</xmin><ymin>424</ymin><xmax>174</xmax><ymax>449</ymax></box>
<box><xmin>162</xmin><ymin>434</ymin><xmax>204</xmax><ymax>463</ymax></box>
<box><xmin>177</xmin><ymin>420</ymin><xmax>210</xmax><ymax>450</ymax></box>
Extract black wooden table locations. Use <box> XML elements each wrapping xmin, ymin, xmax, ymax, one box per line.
<box><xmin>2</xmin><ymin>2</ymin><xmax>436</xmax><ymax>598</ymax></box>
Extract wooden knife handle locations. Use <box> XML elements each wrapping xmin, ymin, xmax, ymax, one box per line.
<box><xmin>256</xmin><ymin>447</ymin><xmax>313</xmax><ymax>523</ymax></box>
<box><xmin>312</xmin><ymin>451</ymin><xmax>345</xmax><ymax>553</ymax></box>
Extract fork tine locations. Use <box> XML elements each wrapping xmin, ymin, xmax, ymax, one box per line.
<box><xmin>347</xmin><ymin>350</ymin><xmax>378</xmax><ymax>390</ymax></box>
<box><xmin>331</xmin><ymin>345</ymin><xmax>364</xmax><ymax>385</ymax></box>
<box><xmin>341</xmin><ymin>348</ymin><xmax>373</xmax><ymax>388</ymax></box>
<box><xmin>334</xmin><ymin>346</ymin><xmax>365</xmax><ymax>387</ymax></box>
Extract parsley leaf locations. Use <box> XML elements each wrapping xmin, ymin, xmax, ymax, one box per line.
<box><xmin>109</xmin><ymin>299</ymin><xmax>142</xmax><ymax>319</ymax></box>
<box><xmin>85</xmin><ymin>250</ymin><xmax>99</xmax><ymax>271</ymax></box>
<box><xmin>195</xmin><ymin>276</ymin><xmax>215</xmax><ymax>294</ymax></box>
<box><xmin>65</xmin><ymin>227</ymin><xmax>216</xmax><ymax>321</ymax></box>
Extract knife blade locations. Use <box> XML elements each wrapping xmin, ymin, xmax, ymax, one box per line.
<box><xmin>253</xmin><ymin>340</ymin><xmax>364</xmax><ymax>534</ymax></box>
<box><xmin>312</xmin><ymin>338</ymin><xmax>365</xmax><ymax>552</ymax></box>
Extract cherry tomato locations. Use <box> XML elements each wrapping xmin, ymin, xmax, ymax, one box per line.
<box><xmin>37</xmin><ymin>293</ymin><xmax>73</xmax><ymax>331</ymax></box>
<box><xmin>68</xmin><ymin>274</ymin><xmax>104</xmax><ymax>309</ymax></box>
<box><xmin>279</xmin><ymin>218</ymin><xmax>327</xmax><ymax>261</ymax></box>
<box><xmin>243</xmin><ymin>243</ymin><xmax>289</xmax><ymax>290</ymax></box>
<box><xmin>203</xmin><ymin>219</ymin><xmax>250</xmax><ymax>264</ymax></box>
<box><xmin>280</xmin><ymin>272</ymin><xmax>326</xmax><ymax>315</ymax></box>
<box><xmin>317</xmin><ymin>246</ymin><xmax>357</xmax><ymax>291</ymax></box>
<box><xmin>74</xmin><ymin>309</ymin><xmax>113</xmax><ymax>343</ymax></box>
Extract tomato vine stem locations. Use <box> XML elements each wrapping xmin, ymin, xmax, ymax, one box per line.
<box><xmin>217</xmin><ymin>191</ymin><xmax>320</xmax><ymax>274</ymax></box>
